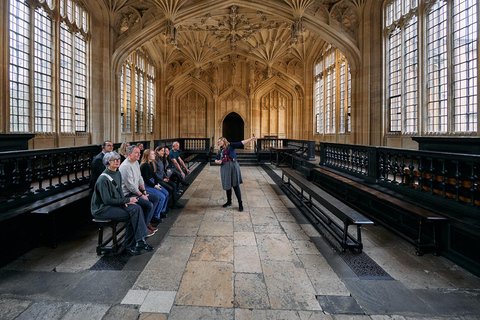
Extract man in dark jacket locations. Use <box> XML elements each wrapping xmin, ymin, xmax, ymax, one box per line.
<box><xmin>89</xmin><ymin>140</ymin><xmax>114</xmax><ymax>189</ymax></box>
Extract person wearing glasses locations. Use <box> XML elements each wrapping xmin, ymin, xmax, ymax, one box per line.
<box><xmin>91</xmin><ymin>151</ymin><xmax>154</xmax><ymax>255</ymax></box>
<box><xmin>90</xmin><ymin>140</ymin><xmax>114</xmax><ymax>189</ymax></box>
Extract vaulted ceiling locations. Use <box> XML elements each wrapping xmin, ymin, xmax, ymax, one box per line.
<box><xmin>103</xmin><ymin>0</ymin><xmax>360</xmax><ymax>66</ymax></box>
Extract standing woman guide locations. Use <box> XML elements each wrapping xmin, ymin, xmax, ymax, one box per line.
<box><xmin>215</xmin><ymin>136</ymin><xmax>257</xmax><ymax>211</ymax></box>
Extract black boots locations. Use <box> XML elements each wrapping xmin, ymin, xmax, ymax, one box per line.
<box><xmin>222</xmin><ymin>200</ymin><xmax>232</xmax><ymax>207</ymax></box>
<box><xmin>238</xmin><ymin>201</ymin><xmax>243</xmax><ymax>212</ymax></box>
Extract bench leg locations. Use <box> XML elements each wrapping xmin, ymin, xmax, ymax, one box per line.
<box><xmin>416</xmin><ymin>217</ymin><xmax>424</xmax><ymax>256</ymax></box>
<box><xmin>111</xmin><ymin>221</ymin><xmax>118</xmax><ymax>253</ymax></box>
<box><xmin>96</xmin><ymin>225</ymin><xmax>104</xmax><ymax>255</ymax></box>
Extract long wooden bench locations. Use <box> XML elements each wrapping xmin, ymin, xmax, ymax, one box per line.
<box><xmin>312</xmin><ymin>167</ymin><xmax>448</xmax><ymax>256</ymax></box>
<box><xmin>281</xmin><ymin>167</ymin><xmax>373</xmax><ymax>253</ymax></box>
<box><xmin>184</xmin><ymin>153</ymin><xmax>198</xmax><ymax>169</ymax></box>
<box><xmin>31</xmin><ymin>187</ymin><xmax>92</xmax><ymax>248</ymax></box>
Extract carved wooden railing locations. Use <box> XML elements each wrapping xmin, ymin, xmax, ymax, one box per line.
<box><xmin>320</xmin><ymin>142</ymin><xmax>480</xmax><ymax>209</ymax></box>
<box><xmin>154</xmin><ymin>138</ymin><xmax>210</xmax><ymax>153</ymax></box>
<box><xmin>0</xmin><ymin>140</ymin><xmax>151</xmax><ymax>214</ymax></box>
<box><xmin>256</xmin><ymin>139</ymin><xmax>316</xmax><ymax>161</ymax></box>
<box><xmin>0</xmin><ymin>145</ymin><xmax>98</xmax><ymax>212</ymax></box>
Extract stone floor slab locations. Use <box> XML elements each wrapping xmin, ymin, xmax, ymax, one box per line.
<box><xmin>234</xmin><ymin>221</ymin><xmax>254</xmax><ymax>232</ymax></box>
<box><xmin>121</xmin><ymin>289</ymin><xmax>149</xmax><ymax>305</ymax></box>
<box><xmin>176</xmin><ymin>260</ymin><xmax>234</xmax><ymax>307</ymax></box>
<box><xmin>234</xmin><ymin>245</ymin><xmax>262</xmax><ymax>273</ymax></box>
<box><xmin>234</xmin><ymin>273</ymin><xmax>270</xmax><ymax>309</ymax></box>
<box><xmin>291</xmin><ymin>240</ymin><xmax>321</xmax><ymax>255</ymax></box>
<box><xmin>198</xmin><ymin>221</ymin><xmax>233</xmax><ymax>237</ymax></box>
<box><xmin>139</xmin><ymin>291</ymin><xmax>176</xmax><ymax>314</ymax></box>
<box><xmin>61</xmin><ymin>303</ymin><xmax>110</xmax><ymax>320</ymax></box>
<box><xmin>168</xmin><ymin>306</ymin><xmax>234</xmax><ymax>320</ymax></box>
<box><xmin>15</xmin><ymin>301</ymin><xmax>70</xmax><ymax>320</ymax></box>
<box><xmin>262</xmin><ymin>260</ymin><xmax>321</xmax><ymax>311</ymax></box>
<box><xmin>0</xmin><ymin>298</ymin><xmax>32</xmax><ymax>320</ymax></box>
<box><xmin>256</xmin><ymin>233</ymin><xmax>299</xmax><ymax>262</ymax></box>
<box><xmin>235</xmin><ymin>308</ymin><xmax>302</xmax><ymax>320</ymax></box>
<box><xmin>190</xmin><ymin>236</ymin><xmax>233</xmax><ymax>262</ymax></box>
<box><xmin>234</xmin><ymin>232</ymin><xmax>257</xmax><ymax>246</ymax></box>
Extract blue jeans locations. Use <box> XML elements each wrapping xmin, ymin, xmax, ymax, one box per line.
<box><xmin>145</xmin><ymin>185</ymin><xmax>169</xmax><ymax>218</ymax></box>
<box><xmin>126</xmin><ymin>192</ymin><xmax>160</xmax><ymax>224</ymax></box>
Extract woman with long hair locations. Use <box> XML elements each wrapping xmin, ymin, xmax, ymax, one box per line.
<box><xmin>118</xmin><ymin>141</ymin><xmax>130</xmax><ymax>163</ymax></box>
<box><xmin>214</xmin><ymin>136</ymin><xmax>256</xmax><ymax>212</ymax></box>
<box><xmin>140</xmin><ymin>149</ymin><xmax>169</xmax><ymax>220</ymax></box>
<box><xmin>154</xmin><ymin>147</ymin><xmax>184</xmax><ymax>208</ymax></box>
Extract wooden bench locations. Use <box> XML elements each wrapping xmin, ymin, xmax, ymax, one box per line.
<box><xmin>184</xmin><ymin>154</ymin><xmax>198</xmax><ymax>169</ymax></box>
<box><xmin>312</xmin><ymin>167</ymin><xmax>448</xmax><ymax>256</ymax></box>
<box><xmin>92</xmin><ymin>219</ymin><xmax>126</xmax><ymax>255</ymax></box>
<box><xmin>281</xmin><ymin>167</ymin><xmax>373</xmax><ymax>253</ymax></box>
<box><xmin>31</xmin><ymin>188</ymin><xmax>92</xmax><ymax>248</ymax></box>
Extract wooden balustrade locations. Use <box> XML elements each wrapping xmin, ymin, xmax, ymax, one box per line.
<box><xmin>0</xmin><ymin>146</ymin><xmax>99</xmax><ymax>213</ymax></box>
<box><xmin>320</xmin><ymin>142</ymin><xmax>480</xmax><ymax>209</ymax></box>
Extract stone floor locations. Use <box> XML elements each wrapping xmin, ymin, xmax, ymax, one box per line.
<box><xmin>1</xmin><ymin>164</ymin><xmax>480</xmax><ymax>320</ymax></box>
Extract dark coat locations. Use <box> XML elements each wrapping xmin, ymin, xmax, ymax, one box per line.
<box><xmin>90</xmin><ymin>152</ymin><xmax>106</xmax><ymax>189</ymax></box>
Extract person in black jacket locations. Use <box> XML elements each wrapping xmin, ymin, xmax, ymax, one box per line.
<box><xmin>140</xmin><ymin>149</ymin><xmax>169</xmax><ymax>220</ymax></box>
<box><xmin>155</xmin><ymin>146</ymin><xmax>184</xmax><ymax>209</ymax></box>
<box><xmin>89</xmin><ymin>140</ymin><xmax>114</xmax><ymax>189</ymax></box>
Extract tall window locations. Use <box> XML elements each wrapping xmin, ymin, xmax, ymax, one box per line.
<box><xmin>9</xmin><ymin>0</ymin><xmax>30</xmax><ymax>132</ymax></box>
<box><xmin>60</xmin><ymin>23</ymin><xmax>73</xmax><ymax>133</ymax></box>
<box><xmin>385</xmin><ymin>0</ymin><xmax>478</xmax><ymax>134</ymax></box>
<box><xmin>314</xmin><ymin>47</ymin><xmax>352</xmax><ymax>135</ymax></box>
<box><xmin>34</xmin><ymin>7</ymin><xmax>53</xmax><ymax>132</ymax></box>
<box><xmin>120</xmin><ymin>50</ymin><xmax>156</xmax><ymax>134</ymax></box>
<box><xmin>8</xmin><ymin>0</ymin><xmax>89</xmax><ymax>134</ymax></box>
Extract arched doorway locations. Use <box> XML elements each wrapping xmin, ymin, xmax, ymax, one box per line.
<box><xmin>222</xmin><ymin>112</ymin><xmax>244</xmax><ymax>148</ymax></box>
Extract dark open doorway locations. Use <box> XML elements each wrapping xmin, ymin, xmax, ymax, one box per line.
<box><xmin>222</xmin><ymin>112</ymin><xmax>244</xmax><ymax>148</ymax></box>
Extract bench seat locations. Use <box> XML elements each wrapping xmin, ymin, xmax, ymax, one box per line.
<box><xmin>281</xmin><ymin>167</ymin><xmax>373</xmax><ymax>252</ymax></box>
<box><xmin>312</xmin><ymin>167</ymin><xmax>448</xmax><ymax>256</ymax></box>
<box><xmin>31</xmin><ymin>188</ymin><xmax>92</xmax><ymax>247</ymax></box>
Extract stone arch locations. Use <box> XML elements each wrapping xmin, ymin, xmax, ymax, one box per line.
<box><xmin>167</xmin><ymin>78</ymin><xmax>214</xmax><ymax>138</ymax></box>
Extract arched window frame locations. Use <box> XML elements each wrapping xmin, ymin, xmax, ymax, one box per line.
<box><xmin>314</xmin><ymin>46</ymin><xmax>352</xmax><ymax>135</ymax></box>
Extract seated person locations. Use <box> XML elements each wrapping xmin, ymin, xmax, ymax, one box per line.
<box><xmin>91</xmin><ymin>151</ymin><xmax>153</xmax><ymax>256</ymax></box>
<box><xmin>119</xmin><ymin>145</ymin><xmax>160</xmax><ymax>235</ymax></box>
<box><xmin>164</xmin><ymin>147</ymin><xmax>189</xmax><ymax>193</ymax></box>
<box><xmin>155</xmin><ymin>146</ymin><xmax>183</xmax><ymax>208</ymax></box>
<box><xmin>117</xmin><ymin>141</ymin><xmax>130</xmax><ymax>163</ymax></box>
<box><xmin>140</xmin><ymin>149</ymin><xmax>169</xmax><ymax>219</ymax></box>
<box><xmin>89</xmin><ymin>140</ymin><xmax>114</xmax><ymax>189</ymax></box>
<box><xmin>170</xmin><ymin>141</ymin><xmax>191</xmax><ymax>178</ymax></box>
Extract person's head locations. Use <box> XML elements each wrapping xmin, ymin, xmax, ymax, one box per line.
<box><xmin>165</xmin><ymin>147</ymin><xmax>170</xmax><ymax>156</ymax></box>
<box><xmin>158</xmin><ymin>147</ymin><xmax>166</xmax><ymax>158</ymax></box>
<box><xmin>126</xmin><ymin>145</ymin><xmax>140</xmax><ymax>162</ymax></box>
<box><xmin>102</xmin><ymin>140</ymin><xmax>114</xmax><ymax>153</ymax></box>
<box><xmin>137</xmin><ymin>143</ymin><xmax>144</xmax><ymax>151</ymax></box>
<box><xmin>172</xmin><ymin>141</ymin><xmax>179</xmax><ymax>151</ymax></box>
<box><xmin>104</xmin><ymin>151</ymin><xmax>121</xmax><ymax>170</ymax></box>
<box><xmin>218</xmin><ymin>137</ymin><xmax>229</xmax><ymax>148</ymax></box>
<box><xmin>119</xmin><ymin>141</ymin><xmax>130</xmax><ymax>155</ymax></box>
<box><xmin>155</xmin><ymin>146</ymin><xmax>164</xmax><ymax>160</ymax></box>
<box><xmin>140</xmin><ymin>149</ymin><xmax>154</xmax><ymax>164</ymax></box>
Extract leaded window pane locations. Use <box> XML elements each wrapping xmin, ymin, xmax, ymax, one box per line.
<box><xmin>60</xmin><ymin>23</ymin><xmax>73</xmax><ymax>133</ymax></box>
<box><xmin>9</xmin><ymin>0</ymin><xmax>30</xmax><ymax>132</ymax></box>
<box><xmin>404</xmin><ymin>15</ymin><xmax>418</xmax><ymax>133</ymax></box>
<box><xmin>34</xmin><ymin>7</ymin><xmax>53</xmax><ymax>133</ymax></box>
<box><xmin>427</xmin><ymin>1</ymin><xmax>448</xmax><ymax>132</ymax></box>
<box><xmin>388</xmin><ymin>27</ymin><xmax>402</xmax><ymax>132</ymax></box>
<box><xmin>453</xmin><ymin>0</ymin><xmax>477</xmax><ymax>132</ymax></box>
